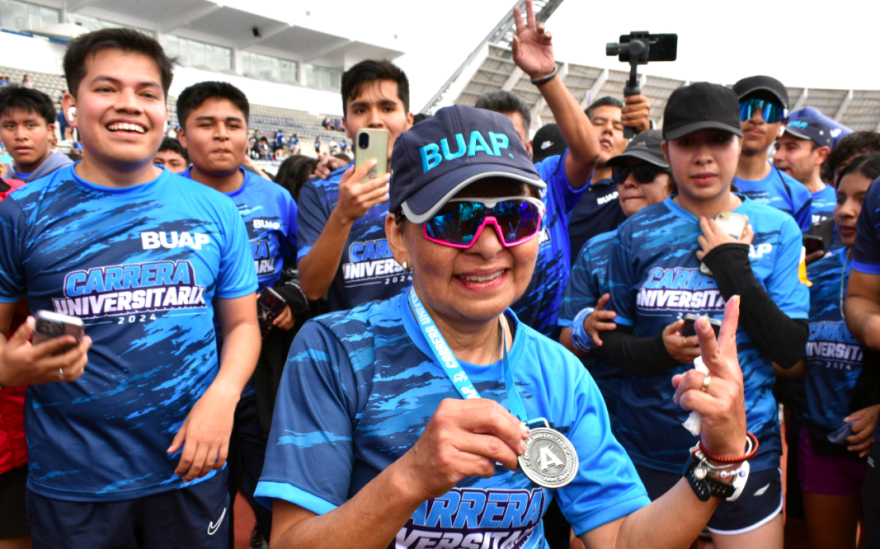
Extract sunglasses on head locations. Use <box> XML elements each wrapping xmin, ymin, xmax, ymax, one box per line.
<box><xmin>423</xmin><ymin>196</ymin><xmax>546</xmax><ymax>249</ymax></box>
<box><xmin>611</xmin><ymin>164</ymin><xmax>664</xmax><ymax>185</ymax></box>
<box><xmin>739</xmin><ymin>98</ymin><xmax>786</xmax><ymax>124</ymax></box>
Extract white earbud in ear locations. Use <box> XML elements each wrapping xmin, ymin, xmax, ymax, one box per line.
<box><xmin>67</xmin><ymin>106</ymin><xmax>76</xmax><ymax>122</ymax></box>
<box><xmin>164</xmin><ymin>120</ymin><xmax>168</xmax><ymax>134</ymax></box>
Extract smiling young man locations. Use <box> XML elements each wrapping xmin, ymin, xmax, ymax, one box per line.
<box><xmin>733</xmin><ymin>75</ymin><xmax>812</xmax><ymax>231</ymax></box>
<box><xmin>0</xmin><ymin>86</ymin><xmax>72</xmax><ymax>182</ymax></box>
<box><xmin>296</xmin><ymin>59</ymin><xmax>413</xmax><ymax>311</ymax></box>
<box><xmin>0</xmin><ymin>30</ymin><xmax>260</xmax><ymax>548</ymax></box>
<box><xmin>176</xmin><ymin>81</ymin><xmax>303</xmax><ymax>545</ymax></box>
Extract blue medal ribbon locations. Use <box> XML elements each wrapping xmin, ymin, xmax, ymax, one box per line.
<box><xmin>408</xmin><ymin>289</ymin><xmax>528</xmax><ymax>422</ymax></box>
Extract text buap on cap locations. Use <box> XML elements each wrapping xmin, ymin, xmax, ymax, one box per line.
<box><xmin>389</xmin><ymin>105</ymin><xmax>545</xmax><ymax>224</ymax></box>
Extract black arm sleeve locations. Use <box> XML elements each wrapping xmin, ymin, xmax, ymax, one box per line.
<box><xmin>701</xmin><ymin>243</ymin><xmax>809</xmax><ymax>368</ymax></box>
<box><xmin>597</xmin><ymin>325</ymin><xmax>682</xmax><ymax>376</ymax></box>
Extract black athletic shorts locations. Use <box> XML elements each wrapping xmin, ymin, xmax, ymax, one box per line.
<box><xmin>636</xmin><ymin>464</ymin><xmax>783</xmax><ymax>534</ymax></box>
<box><xmin>0</xmin><ymin>465</ymin><xmax>30</xmax><ymax>538</ymax></box>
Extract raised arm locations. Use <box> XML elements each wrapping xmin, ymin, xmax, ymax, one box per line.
<box><xmin>511</xmin><ymin>0</ymin><xmax>597</xmax><ymax>188</ymax></box>
<box><xmin>582</xmin><ymin>297</ymin><xmax>748</xmax><ymax>548</ymax></box>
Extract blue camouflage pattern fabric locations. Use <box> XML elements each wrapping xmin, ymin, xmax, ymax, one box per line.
<box><xmin>606</xmin><ymin>195</ymin><xmax>809</xmax><ymax>473</ymax></box>
<box><xmin>297</xmin><ymin>164</ymin><xmax>410</xmax><ymax>312</ymax></box>
<box><xmin>851</xmin><ymin>176</ymin><xmax>880</xmax><ymax>440</ymax></box>
<box><xmin>734</xmin><ymin>164</ymin><xmax>812</xmax><ymax>231</ymax></box>
<box><xmin>256</xmin><ymin>293</ymin><xmax>650</xmax><ymax>547</ymax></box>
<box><xmin>512</xmin><ymin>151</ymin><xmax>587</xmax><ymax>337</ymax></box>
<box><xmin>0</xmin><ymin>165</ymin><xmax>257</xmax><ymax>501</ymax></box>
<box><xmin>558</xmin><ymin>230</ymin><xmax>626</xmax><ymax>418</ymax></box>
<box><xmin>182</xmin><ymin>167</ymin><xmax>297</xmax><ymax>292</ymax></box>
<box><xmin>803</xmin><ymin>248</ymin><xmax>862</xmax><ymax>433</ymax></box>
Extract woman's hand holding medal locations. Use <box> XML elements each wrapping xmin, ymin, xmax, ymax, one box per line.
<box><xmin>394</xmin><ymin>398</ymin><xmax>530</xmax><ymax>501</ymax></box>
<box><xmin>671</xmin><ymin>296</ymin><xmax>748</xmax><ymax>460</ymax></box>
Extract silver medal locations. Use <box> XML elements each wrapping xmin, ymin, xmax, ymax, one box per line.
<box><xmin>518</xmin><ymin>418</ymin><xmax>578</xmax><ymax>488</ymax></box>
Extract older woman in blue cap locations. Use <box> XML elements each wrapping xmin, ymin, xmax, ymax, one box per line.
<box><xmin>256</xmin><ymin>104</ymin><xmax>751</xmax><ymax>549</ymax></box>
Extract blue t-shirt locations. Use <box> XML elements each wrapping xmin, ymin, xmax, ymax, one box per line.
<box><xmin>606</xmin><ymin>195</ymin><xmax>810</xmax><ymax>473</ymax></box>
<box><xmin>734</xmin><ymin>164</ymin><xmax>812</xmax><ymax>231</ymax></box>
<box><xmin>852</xmin><ymin>177</ymin><xmax>880</xmax><ymax>441</ymax></box>
<box><xmin>803</xmin><ymin>248</ymin><xmax>862</xmax><ymax>433</ymax></box>
<box><xmin>567</xmin><ymin>178</ymin><xmax>627</xmax><ymax>263</ymax></box>
<box><xmin>182</xmin><ymin>167</ymin><xmax>297</xmax><ymax>292</ymax></box>
<box><xmin>297</xmin><ymin>164</ymin><xmax>410</xmax><ymax>312</ymax></box>
<box><xmin>811</xmin><ymin>184</ymin><xmax>837</xmax><ymax>227</ymax></box>
<box><xmin>558</xmin><ymin>230</ymin><xmax>626</xmax><ymax>417</ymax></box>
<box><xmin>256</xmin><ymin>294</ymin><xmax>650</xmax><ymax>544</ymax></box>
<box><xmin>512</xmin><ymin>151</ymin><xmax>587</xmax><ymax>337</ymax></box>
<box><xmin>0</xmin><ymin>165</ymin><xmax>257</xmax><ymax>500</ymax></box>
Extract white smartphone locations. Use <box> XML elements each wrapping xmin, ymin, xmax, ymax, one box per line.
<box><xmin>354</xmin><ymin>128</ymin><xmax>389</xmax><ymax>180</ymax></box>
<box><xmin>32</xmin><ymin>310</ymin><xmax>84</xmax><ymax>347</ymax></box>
<box><xmin>700</xmin><ymin>212</ymin><xmax>749</xmax><ymax>276</ymax></box>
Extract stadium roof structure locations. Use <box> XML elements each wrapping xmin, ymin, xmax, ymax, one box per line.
<box><xmin>425</xmin><ymin>0</ymin><xmax>880</xmax><ymax>135</ymax></box>
<box><xmin>19</xmin><ymin>0</ymin><xmax>403</xmax><ymax>73</ymax></box>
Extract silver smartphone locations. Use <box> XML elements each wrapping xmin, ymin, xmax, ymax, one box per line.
<box><xmin>700</xmin><ymin>212</ymin><xmax>749</xmax><ymax>276</ymax></box>
<box><xmin>33</xmin><ymin>310</ymin><xmax>83</xmax><ymax>347</ymax></box>
<box><xmin>354</xmin><ymin>128</ymin><xmax>389</xmax><ymax>180</ymax></box>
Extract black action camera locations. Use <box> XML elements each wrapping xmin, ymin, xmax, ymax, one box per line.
<box><xmin>606</xmin><ymin>32</ymin><xmax>678</xmax><ymax>138</ymax></box>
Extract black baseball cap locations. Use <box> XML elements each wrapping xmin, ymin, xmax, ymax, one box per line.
<box><xmin>733</xmin><ymin>75</ymin><xmax>789</xmax><ymax>110</ymax></box>
<box><xmin>663</xmin><ymin>82</ymin><xmax>744</xmax><ymax>141</ymax></box>
<box><xmin>784</xmin><ymin>117</ymin><xmax>833</xmax><ymax>149</ymax></box>
<box><xmin>390</xmin><ymin>104</ymin><xmax>545</xmax><ymax>224</ymax></box>
<box><xmin>532</xmin><ymin>123</ymin><xmax>567</xmax><ymax>163</ymax></box>
<box><xmin>605</xmin><ymin>129</ymin><xmax>669</xmax><ymax>169</ymax></box>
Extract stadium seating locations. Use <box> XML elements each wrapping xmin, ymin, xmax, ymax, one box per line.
<box><xmin>437</xmin><ymin>44</ymin><xmax>880</xmax><ymax>133</ymax></box>
<box><xmin>0</xmin><ymin>66</ymin><xmax>350</xmax><ymax>153</ymax></box>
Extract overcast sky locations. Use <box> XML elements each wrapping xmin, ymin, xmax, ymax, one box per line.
<box><xmin>225</xmin><ymin>0</ymin><xmax>877</xmax><ymax>112</ymax></box>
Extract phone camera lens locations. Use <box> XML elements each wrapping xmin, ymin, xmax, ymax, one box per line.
<box><xmin>358</xmin><ymin>133</ymin><xmax>369</xmax><ymax>149</ymax></box>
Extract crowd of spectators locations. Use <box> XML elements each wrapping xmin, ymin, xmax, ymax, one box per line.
<box><xmin>2</xmin><ymin>6</ymin><xmax>880</xmax><ymax>549</ymax></box>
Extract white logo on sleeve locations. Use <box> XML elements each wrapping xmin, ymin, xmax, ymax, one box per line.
<box><xmin>207</xmin><ymin>507</ymin><xmax>226</xmax><ymax>536</ymax></box>
<box><xmin>753</xmin><ymin>483</ymin><xmax>771</xmax><ymax>497</ymax></box>
<box><xmin>141</xmin><ymin>231</ymin><xmax>211</xmax><ymax>250</ymax></box>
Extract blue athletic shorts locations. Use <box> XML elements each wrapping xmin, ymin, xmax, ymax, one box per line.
<box><xmin>635</xmin><ymin>464</ymin><xmax>783</xmax><ymax>534</ymax></box>
<box><xmin>27</xmin><ymin>468</ymin><xmax>229</xmax><ymax>549</ymax></box>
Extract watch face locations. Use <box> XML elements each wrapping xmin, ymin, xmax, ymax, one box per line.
<box><xmin>518</xmin><ymin>427</ymin><xmax>578</xmax><ymax>488</ymax></box>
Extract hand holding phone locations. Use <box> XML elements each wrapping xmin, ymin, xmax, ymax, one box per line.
<box><xmin>698</xmin><ymin>212</ymin><xmax>750</xmax><ymax>276</ymax></box>
<box><xmin>680</xmin><ymin>313</ymin><xmax>722</xmax><ymax>338</ymax></box>
<box><xmin>0</xmin><ymin>312</ymin><xmax>90</xmax><ymax>388</ymax></box>
<box><xmin>257</xmin><ymin>288</ymin><xmax>287</xmax><ymax>337</ymax></box>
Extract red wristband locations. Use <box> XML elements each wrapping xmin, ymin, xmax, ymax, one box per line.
<box><xmin>699</xmin><ymin>432</ymin><xmax>759</xmax><ymax>463</ymax></box>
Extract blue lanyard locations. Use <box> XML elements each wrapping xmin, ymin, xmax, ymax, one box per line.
<box><xmin>408</xmin><ymin>289</ymin><xmax>528</xmax><ymax>422</ymax></box>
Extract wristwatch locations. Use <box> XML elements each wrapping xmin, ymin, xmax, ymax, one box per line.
<box><xmin>683</xmin><ymin>454</ymin><xmax>750</xmax><ymax>502</ymax></box>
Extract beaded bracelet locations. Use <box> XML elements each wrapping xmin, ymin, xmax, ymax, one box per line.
<box><xmin>699</xmin><ymin>431</ymin><xmax>759</xmax><ymax>463</ymax></box>
<box><xmin>530</xmin><ymin>65</ymin><xmax>558</xmax><ymax>86</ymax></box>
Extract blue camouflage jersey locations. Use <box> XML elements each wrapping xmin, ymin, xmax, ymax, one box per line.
<box><xmin>811</xmin><ymin>184</ymin><xmax>837</xmax><ymax>227</ymax></box>
<box><xmin>558</xmin><ymin>230</ymin><xmax>626</xmax><ymax>417</ymax></box>
<box><xmin>852</xmin><ymin>177</ymin><xmax>880</xmax><ymax>440</ymax></box>
<box><xmin>0</xmin><ymin>165</ymin><xmax>257</xmax><ymax>501</ymax></box>
<box><xmin>256</xmin><ymin>294</ymin><xmax>650</xmax><ymax>546</ymax></box>
<box><xmin>297</xmin><ymin>164</ymin><xmax>409</xmax><ymax>312</ymax></box>
<box><xmin>606</xmin><ymin>195</ymin><xmax>810</xmax><ymax>473</ymax></box>
<box><xmin>182</xmin><ymin>167</ymin><xmax>297</xmax><ymax>292</ymax></box>
<box><xmin>735</xmin><ymin>164</ymin><xmax>812</xmax><ymax>231</ymax></box>
<box><xmin>803</xmin><ymin>248</ymin><xmax>862</xmax><ymax>433</ymax></box>
<box><xmin>512</xmin><ymin>151</ymin><xmax>587</xmax><ymax>337</ymax></box>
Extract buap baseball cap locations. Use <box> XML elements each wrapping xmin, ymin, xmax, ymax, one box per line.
<box><xmin>390</xmin><ymin>104</ymin><xmax>545</xmax><ymax>224</ymax></box>
<box><xmin>784</xmin><ymin>117</ymin><xmax>833</xmax><ymax>149</ymax></box>
<box><xmin>605</xmin><ymin>129</ymin><xmax>669</xmax><ymax>169</ymax></box>
<box><xmin>532</xmin><ymin>123</ymin><xmax>567</xmax><ymax>163</ymax></box>
<box><xmin>663</xmin><ymin>82</ymin><xmax>744</xmax><ymax>141</ymax></box>
<box><xmin>733</xmin><ymin>75</ymin><xmax>790</xmax><ymax>110</ymax></box>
